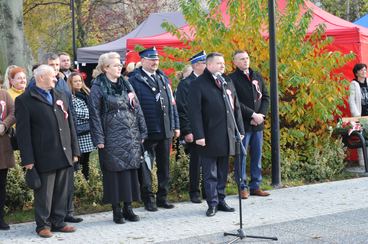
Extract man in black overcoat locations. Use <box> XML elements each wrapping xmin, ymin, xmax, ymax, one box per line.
<box><xmin>188</xmin><ymin>52</ymin><xmax>244</xmax><ymax>217</ymax></box>
<box><xmin>229</xmin><ymin>50</ymin><xmax>270</xmax><ymax>199</ymax></box>
<box><xmin>175</xmin><ymin>51</ymin><xmax>207</xmax><ymax>203</ymax></box>
<box><xmin>15</xmin><ymin>65</ymin><xmax>80</xmax><ymax>238</ymax></box>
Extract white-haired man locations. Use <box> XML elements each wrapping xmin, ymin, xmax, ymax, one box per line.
<box><xmin>15</xmin><ymin>65</ymin><xmax>80</xmax><ymax>238</ymax></box>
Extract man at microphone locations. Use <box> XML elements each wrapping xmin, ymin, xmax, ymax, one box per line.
<box><xmin>229</xmin><ymin>50</ymin><xmax>270</xmax><ymax>199</ymax></box>
<box><xmin>188</xmin><ymin>52</ymin><xmax>244</xmax><ymax>217</ymax></box>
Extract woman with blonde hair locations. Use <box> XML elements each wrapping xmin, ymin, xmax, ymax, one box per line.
<box><xmin>2</xmin><ymin>65</ymin><xmax>17</xmax><ymax>90</ymax></box>
<box><xmin>89</xmin><ymin>52</ymin><xmax>147</xmax><ymax>224</ymax></box>
<box><xmin>67</xmin><ymin>72</ymin><xmax>94</xmax><ymax>180</ymax></box>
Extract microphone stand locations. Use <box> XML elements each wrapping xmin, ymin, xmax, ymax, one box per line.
<box><xmin>218</xmin><ymin>77</ymin><xmax>278</xmax><ymax>243</ymax></box>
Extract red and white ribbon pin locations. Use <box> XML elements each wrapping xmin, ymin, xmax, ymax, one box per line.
<box><xmin>56</xmin><ymin>100</ymin><xmax>69</xmax><ymax>119</ymax></box>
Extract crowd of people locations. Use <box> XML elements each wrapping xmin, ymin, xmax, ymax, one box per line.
<box><xmin>0</xmin><ymin>47</ymin><xmax>275</xmax><ymax>237</ymax></box>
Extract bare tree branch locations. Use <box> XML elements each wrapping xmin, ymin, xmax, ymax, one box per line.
<box><xmin>24</xmin><ymin>1</ymin><xmax>69</xmax><ymax>16</ymax></box>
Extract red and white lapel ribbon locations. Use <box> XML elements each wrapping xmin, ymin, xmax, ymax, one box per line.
<box><xmin>0</xmin><ymin>100</ymin><xmax>6</xmax><ymax>121</ymax></box>
<box><xmin>348</xmin><ymin>122</ymin><xmax>362</xmax><ymax>136</ymax></box>
<box><xmin>226</xmin><ymin>89</ymin><xmax>234</xmax><ymax>110</ymax></box>
<box><xmin>56</xmin><ymin>100</ymin><xmax>69</xmax><ymax>119</ymax></box>
<box><xmin>252</xmin><ymin>80</ymin><xmax>262</xmax><ymax>100</ymax></box>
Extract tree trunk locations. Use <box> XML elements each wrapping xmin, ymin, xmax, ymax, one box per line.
<box><xmin>0</xmin><ymin>0</ymin><xmax>33</xmax><ymax>75</ymax></box>
<box><xmin>75</xmin><ymin>0</ymin><xmax>87</xmax><ymax>48</ymax></box>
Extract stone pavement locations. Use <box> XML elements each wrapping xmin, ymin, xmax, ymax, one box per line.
<box><xmin>1</xmin><ymin>177</ymin><xmax>368</xmax><ymax>244</ymax></box>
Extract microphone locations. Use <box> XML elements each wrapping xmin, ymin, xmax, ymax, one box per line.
<box><xmin>215</xmin><ymin>73</ymin><xmax>227</xmax><ymax>86</ymax></box>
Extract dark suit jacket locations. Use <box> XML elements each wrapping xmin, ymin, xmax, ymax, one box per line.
<box><xmin>15</xmin><ymin>87</ymin><xmax>80</xmax><ymax>173</ymax></box>
<box><xmin>229</xmin><ymin>67</ymin><xmax>270</xmax><ymax>132</ymax></box>
<box><xmin>188</xmin><ymin>68</ymin><xmax>244</xmax><ymax>157</ymax></box>
<box><xmin>176</xmin><ymin>72</ymin><xmax>197</xmax><ymax>136</ymax></box>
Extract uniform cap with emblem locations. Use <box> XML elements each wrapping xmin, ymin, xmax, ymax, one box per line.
<box><xmin>139</xmin><ymin>47</ymin><xmax>159</xmax><ymax>60</ymax></box>
<box><xmin>189</xmin><ymin>50</ymin><xmax>206</xmax><ymax>64</ymax></box>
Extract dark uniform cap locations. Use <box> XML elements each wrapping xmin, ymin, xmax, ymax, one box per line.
<box><xmin>139</xmin><ymin>47</ymin><xmax>159</xmax><ymax>60</ymax></box>
<box><xmin>189</xmin><ymin>51</ymin><xmax>206</xmax><ymax>64</ymax></box>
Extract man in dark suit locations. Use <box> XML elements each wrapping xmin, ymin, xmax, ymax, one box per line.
<box><xmin>175</xmin><ymin>51</ymin><xmax>207</xmax><ymax>203</ymax></box>
<box><xmin>229</xmin><ymin>50</ymin><xmax>270</xmax><ymax>199</ymax></box>
<box><xmin>129</xmin><ymin>47</ymin><xmax>180</xmax><ymax>212</ymax></box>
<box><xmin>188</xmin><ymin>52</ymin><xmax>244</xmax><ymax>217</ymax></box>
<box><xmin>15</xmin><ymin>65</ymin><xmax>80</xmax><ymax>238</ymax></box>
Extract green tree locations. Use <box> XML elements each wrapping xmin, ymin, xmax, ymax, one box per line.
<box><xmin>23</xmin><ymin>0</ymin><xmax>180</xmax><ymax>61</ymax></box>
<box><xmin>161</xmin><ymin>0</ymin><xmax>353</xmax><ymax>182</ymax></box>
<box><xmin>311</xmin><ymin>0</ymin><xmax>368</xmax><ymax>22</ymax></box>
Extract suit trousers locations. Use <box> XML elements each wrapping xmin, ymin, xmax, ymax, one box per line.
<box><xmin>201</xmin><ymin>156</ymin><xmax>229</xmax><ymax>207</ymax></box>
<box><xmin>34</xmin><ymin>166</ymin><xmax>72</xmax><ymax>233</ymax></box>
<box><xmin>0</xmin><ymin>169</ymin><xmax>8</xmax><ymax>219</ymax></box>
<box><xmin>234</xmin><ymin>131</ymin><xmax>263</xmax><ymax>190</ymax></box>
<box><xmin>188</xmin><ymin>143</ymin><xmax>204</xmax><ymax>198</ymax></box>
<box><xmin>66</xmin><ymin>166</ymin><xmax>75</xmax><ymax>217</ymax></box>
<box><xmin>139</xmin><ymin>138</ymin><xmax>171</xmax><ymax>203</ymax></box>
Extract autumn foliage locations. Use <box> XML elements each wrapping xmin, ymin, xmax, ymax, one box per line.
<box><xmin>162</xmin><ymin>0</ymin><xmax>353</xmax><ymax>181</ymax></box>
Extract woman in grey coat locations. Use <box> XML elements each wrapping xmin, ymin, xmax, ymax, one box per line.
<box><xmin>89</xmin><ymin>52</ymin><xmax>147</xmax><ymax>224</ymax></box>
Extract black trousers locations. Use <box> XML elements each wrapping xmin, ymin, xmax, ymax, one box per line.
<box><xmin>201</xmin><ymin>156</ymin><xmax>229</xmax><ymax>207</ymax></box>
<box><xmin>0</xmin><ymin>169</ymin><xmax>8</xmax><ymax>219</ymax></box>
<box><xmin>139</xmin><ymin>138</ymin><xmax>171</xmax><ymax>203</ymax></box>
<box><xmin>187</xmin><ymin>143</ymin><xmax>204</xmax><ymax>198</ymax></box>
<box><xmin>34</xmin><ymin>166</ymin><xmax>72</xmax><ymax>233</ymax></box>
<box><xmin>79</xmin><ymin>152</ymin><xmax>90</xmax><ymax>180</ymax></box>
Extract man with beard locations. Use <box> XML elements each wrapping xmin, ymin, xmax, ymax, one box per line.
<box><xmin>129</xmin><ymin>47</ymin><xmax>180</xmax><ymax>212</ymax></box>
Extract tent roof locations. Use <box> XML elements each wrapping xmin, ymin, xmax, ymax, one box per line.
<box><xmin>76</xmin><ymin>12</ymin><xmax>186</xmax><ymax>63</ymax></box>
<box><xmin>354</xmin><ymin>13</ymin><xmax>368</xmax><ymax>28</ymax></box>
<box><xmin>126</xmin><ymin>1</ymin><xmax>368</xmax><ymax>51</ymax></box>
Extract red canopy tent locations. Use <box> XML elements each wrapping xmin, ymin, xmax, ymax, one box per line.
<box><xmin>127</xmin><ymin>0</ymin><xmax>368</xmax><ymax>83</ymax></box>
<box><xmin>127</xmin><ymin>1</ymin><xmax>368</xmax><ymax>162</ymax></box>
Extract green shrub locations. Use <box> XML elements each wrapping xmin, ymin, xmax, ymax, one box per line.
<box><xmin>281</xmin><ymin>137</ymin><xmax>346</xmax><ymax>182</ymax></box>
<box><xmin>73</xmin><ymin>152</ymin><xmax>103</xmax><ymax>208</ymax></box>
<box><xmin>169</xmin><ymin>145</ymin><xmax>190</xmax><ymax>196</ymax></box>
<box><xmin>5</xmin><ymin>153</ymin><xmax>33</xmax><ymax>213</ymax></box>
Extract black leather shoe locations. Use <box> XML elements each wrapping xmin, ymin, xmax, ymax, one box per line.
<box><xmin>206</xmin><ymin>206</ymin><xmax>217</xmax><ymax>217</ymax></box>
<box><xmin>217</xmin><ymin>202</ymin><xmax>235</xmax><ymax>212</ymax></box>
<box><xmin>64</xmin><ymin>215</ymin><xmax>83</xmax><ymax>223</ymax></box>
<box><xmin>123</xmin><ymin>206</ymin><xmax>140</xmax><ymax>222</ymax></box>
<box><xmin>0</xmin><ymin>218</ymin><xmax>10</xmax><ymax>230</ymax></box>
<box><xmin>190</xmin><ymin>196</ymin><xmax>202</xmax><ymax>204</ymax></box>
<box><xmin>144</xmin><ymin>202</ymin><xmax>158</xmax><ymax>212</ymax></box>
<box><xmin>157</xmin><ymin>200</ymin><xmax>174</xmax><ymax>209</ymax></box>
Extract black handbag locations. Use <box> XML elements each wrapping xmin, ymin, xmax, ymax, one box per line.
<box><xmin>25</xmin><ymin>167</ymin><xmax>41</xmax><ymax>190</ymax></box>
<box><xmin>7</xmin><ymin>127</ymin><xmax>18</xmax><ymax>150</ymax></box>
<box><xmin>76</xmin><ymin>122</ymin><xmax>90</xmax><ymax>136</ymax></box>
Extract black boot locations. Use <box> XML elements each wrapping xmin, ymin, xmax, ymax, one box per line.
<box><xmin>123</xmin><ymin>203</ymin><xmax>140</xmax><ymax>222</ymax></box>
<box><xmin>0</xmin><ymin>218</ymin><xmax>10</xmax><ymax>231</ymax></box>
<box><xmin>112</xmin><ymin>204</ymin><xmax>125</xmax><ymax>224</ymax></box>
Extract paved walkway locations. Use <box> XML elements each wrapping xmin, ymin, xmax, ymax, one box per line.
<box><xmin>1</xmin><ymin>177</ymin><xmax>368</xmax><ymax>244</ymax></box>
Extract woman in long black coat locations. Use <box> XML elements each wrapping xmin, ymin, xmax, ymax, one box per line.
<box><xmin>89</xmin><ymin>52</ymin><xmax>147</xmax><ymax>224</ymax></box>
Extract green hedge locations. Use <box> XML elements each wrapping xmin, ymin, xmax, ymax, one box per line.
<box><xmin>4</xmin><ymin>137</ymin><xmax>347</xmax><ymax>214</ymax></box>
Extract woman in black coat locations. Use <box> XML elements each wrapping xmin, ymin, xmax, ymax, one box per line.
<box><xmin>89</xmin><ymin>52</ymin><xmax>147</xmax><ymax>224</ymax></box>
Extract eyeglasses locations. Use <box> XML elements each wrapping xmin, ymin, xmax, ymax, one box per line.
<box><xmin>109</xmin><ymin>64</ymin><xmax>123</xmax><ymax>68</ymax></box>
